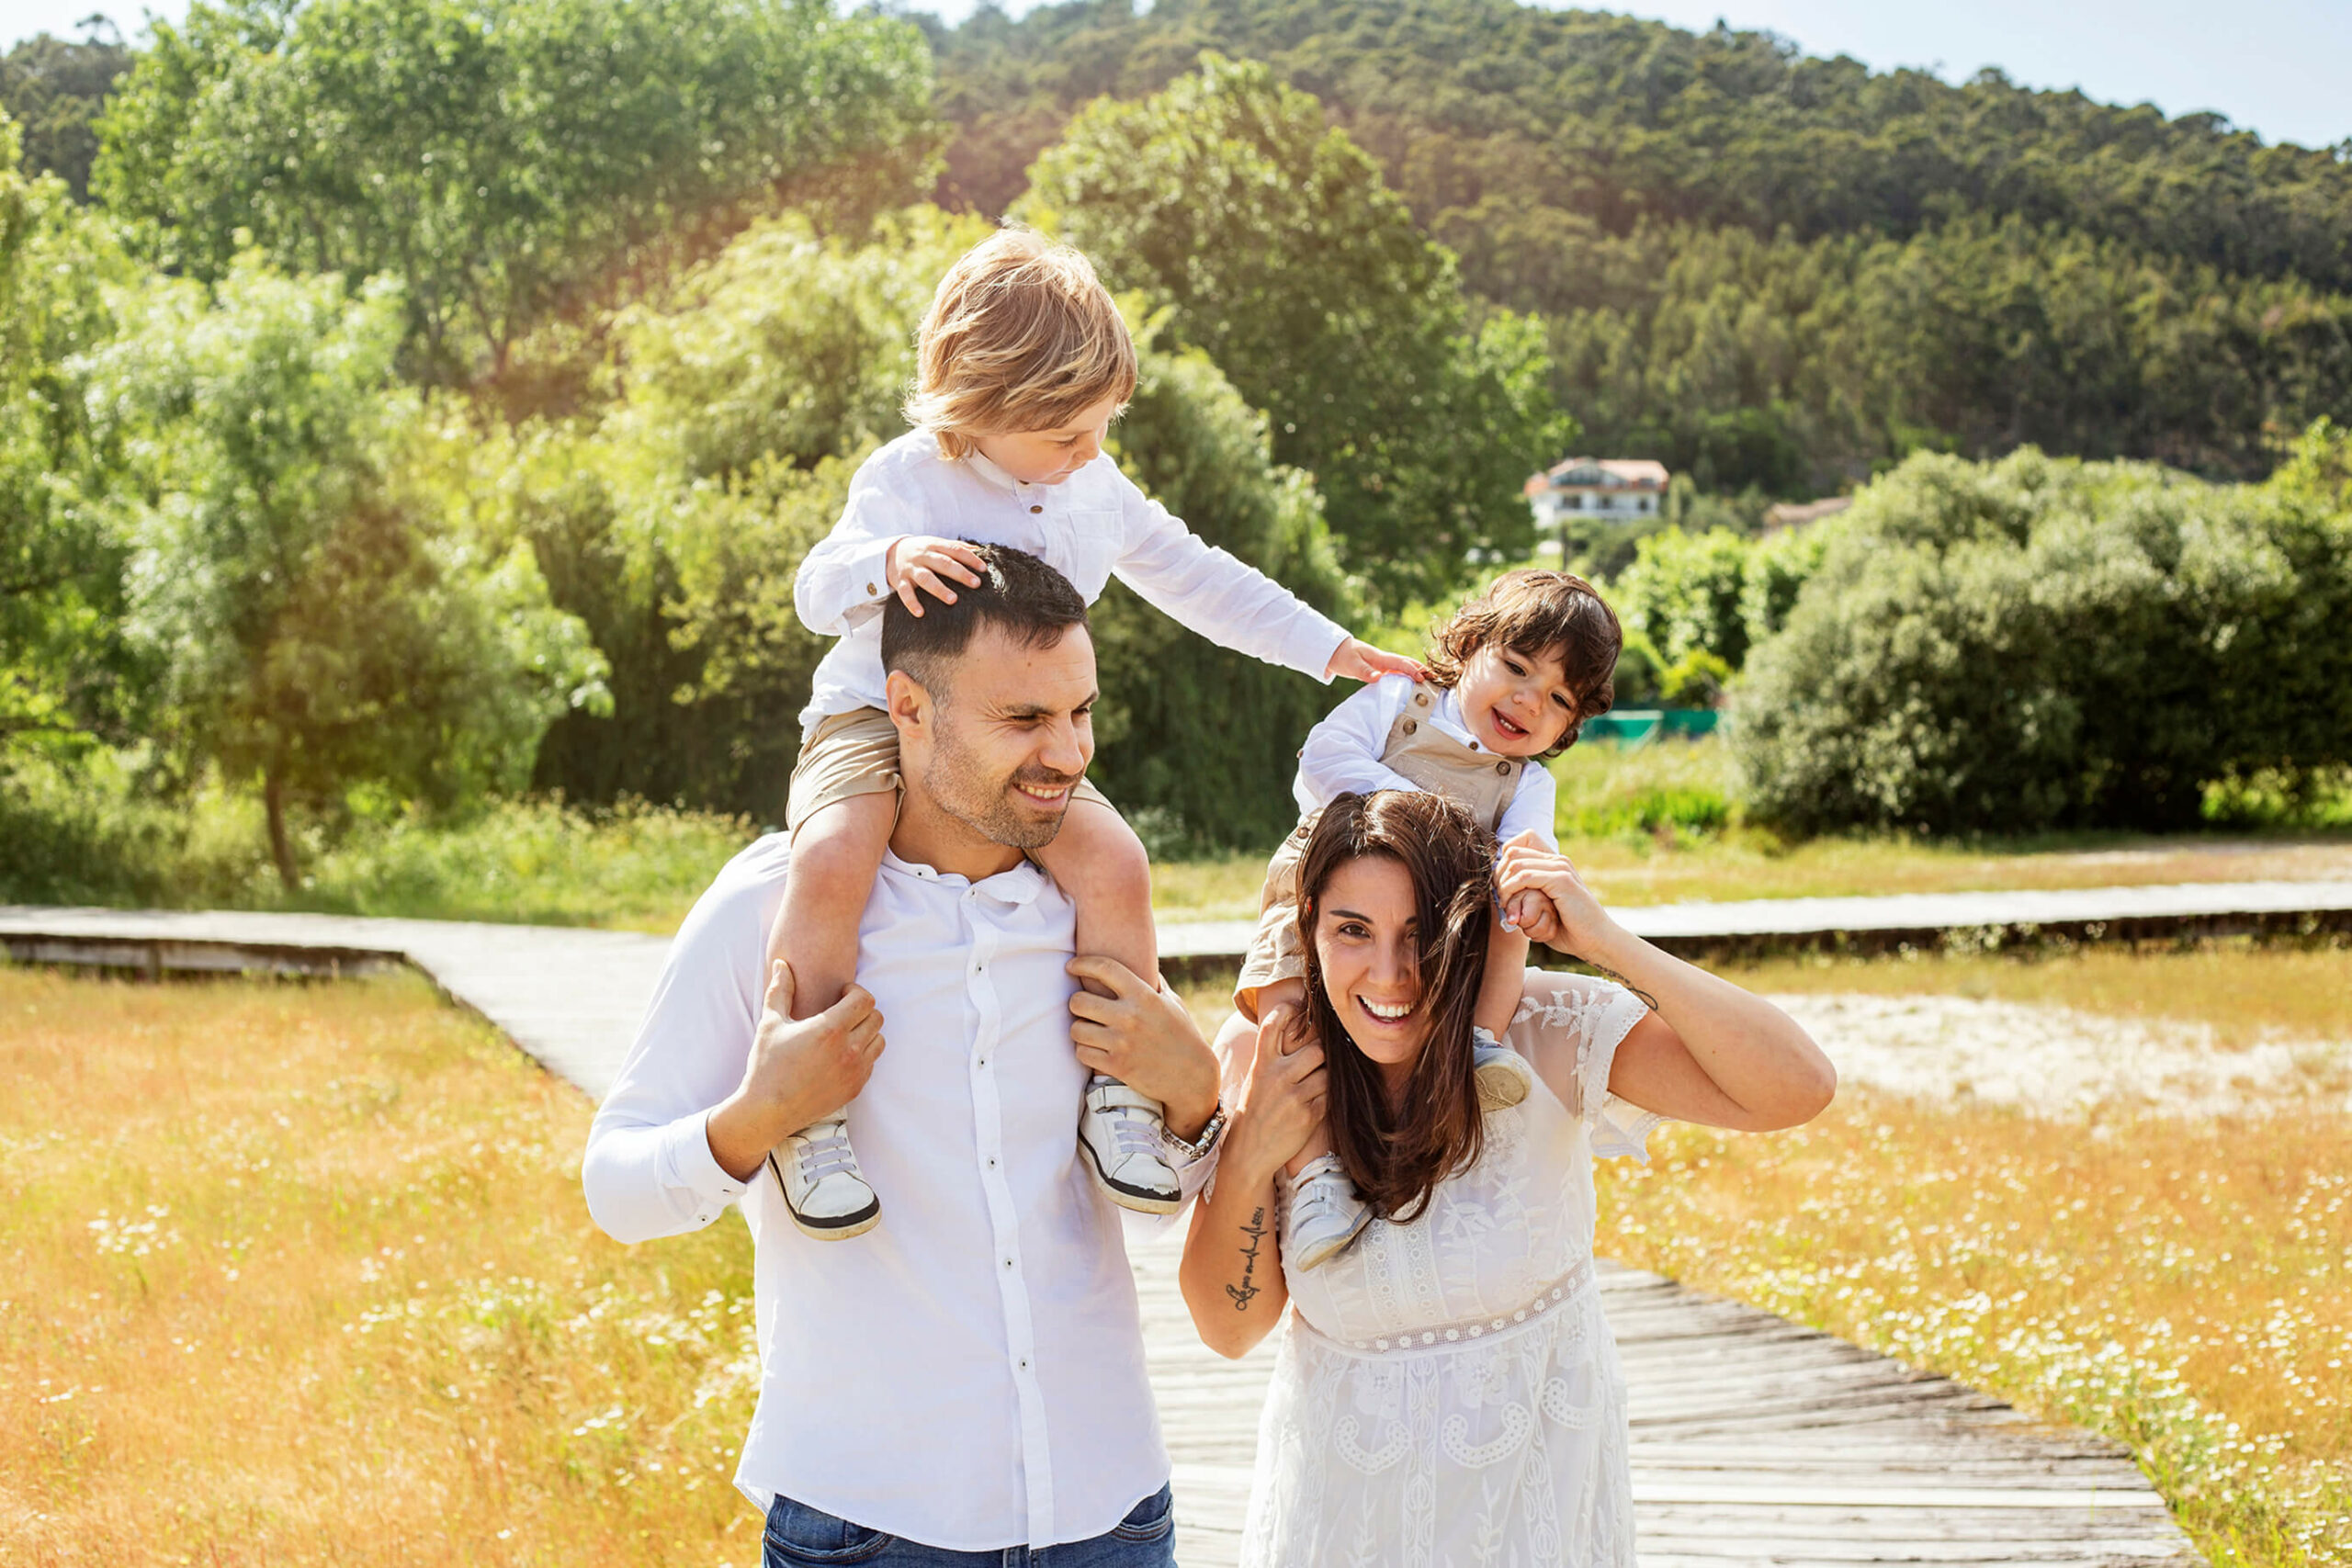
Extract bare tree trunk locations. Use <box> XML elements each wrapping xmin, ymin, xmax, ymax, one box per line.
<box><xmin>264</xmin><ymin>768</ymin><xmax>300</xmax><ymax>892</ymax></box>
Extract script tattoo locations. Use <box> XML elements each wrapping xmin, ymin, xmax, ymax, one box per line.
<box><xmin>1227</xmin><ymin>1206</ymin><xmax>1270</xmax><ymax>1310</ymax></box>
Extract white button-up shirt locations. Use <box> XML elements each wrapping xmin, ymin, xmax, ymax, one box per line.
<box><xmin>582</xmin><ymin>834</ymin><xmax>1213</xmax><ymax>1549</ymax></box>
<box><xmin>794</xmin><ymin>430</ymin><xmax>1351</xmax><ymax>728</ymax></box>
<box><xmin>1295</xmin><ymin>674</ymin><xmax>1561</xmax><ymax>848</ymax></box>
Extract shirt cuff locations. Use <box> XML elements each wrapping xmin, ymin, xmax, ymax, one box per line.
<box><xmin>850</xmin><ymin>537</ymin><xmax>899</xmax><ymax>609</ymax></box>
<box><xmin>1286</xmin><ymin>616</ymin><xmax>1352</xmax><ymax>683</ymax></box>
<box><xmin>674</xmin><ymin>1111</ymin><xmax>752</xmax><ymax>1229</ymax></box>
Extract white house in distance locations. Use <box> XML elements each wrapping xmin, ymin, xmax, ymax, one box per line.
<box><xmin>1524</xmin><ymin>457</ymin><xmax>1670</xmax><ymax>527</ymax></box>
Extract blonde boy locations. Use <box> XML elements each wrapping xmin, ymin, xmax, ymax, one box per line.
<box><xmin>773</xmin><ymin>228</ymin><xmax>1417</xmax><ymax>1237</ymax></box>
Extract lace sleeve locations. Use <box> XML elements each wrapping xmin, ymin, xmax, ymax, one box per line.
<box><xmin>1510</xmin><ymin>970</ymin><xmax>1668</xmax><ymax>1162</ymax></box>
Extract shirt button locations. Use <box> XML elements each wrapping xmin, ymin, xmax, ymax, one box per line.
<box><xmin>1004</xmin><ymin>1258</ymin><xmax>1015</xmax><ymax>1269</ymax></box>
<box><xmin>865</xmin><ymin>581</ymin><xmax>878</xmax><ymax>595</ymax></box>
<box><xmin>1496</xmin><ymin>761</ymin><xmax>1512</xmax><ymax>774</ymax></box>
<box><xmin>1029</xmin><ymin>504</ymin><xmax>1043</xmax><ymax>514</ymax></box>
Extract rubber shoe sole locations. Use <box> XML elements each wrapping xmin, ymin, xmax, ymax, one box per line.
<box><xmin>1078</xmin><ymin>1135</ymin><xmax>1182</xmax><ymax>1215</ymax></box>
<box><xmin>1476</xmin><ymin>1056</ymin><xmax>1532</xmax><ymax>1112</ymax></box>
<box><xmin>769</xmin><ymin>1153</ymin><xmax>883</xmax><ymax>1240</ymax></box>
<box><xmin>1292</xmin><ymin>1209</ymin><xmax>1372</xmax><ymax>1270</ymax></box>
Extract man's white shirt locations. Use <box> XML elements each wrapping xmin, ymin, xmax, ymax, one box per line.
<box><xmin>793</xmin><ymin>430</ymin><xmax>1349</xmax><ymax>729</ymax></box>
<box><xmin>582</xmin><ymin>833</ymin><xmax>1213</xmax><ymax>1549</ymax></box>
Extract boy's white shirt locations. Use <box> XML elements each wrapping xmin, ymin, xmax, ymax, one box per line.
<box><xmin>795</xmin><ymin>430</ymin><xmax>1351</xmax><ymax>729</ymax></box>
<box><xmin>1295</xmin><ymin>673</ymin><xmax>1561</xmax><ymax>849</ymax></box>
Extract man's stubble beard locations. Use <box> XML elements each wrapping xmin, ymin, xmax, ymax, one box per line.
<box><xmin>921</xmin><ymin>707</ymin><xmax>1078</xmax><ymax>852</ymax></box>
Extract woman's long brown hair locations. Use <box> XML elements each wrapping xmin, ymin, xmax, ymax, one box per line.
<box><xmin>1295</xmin><ymin>791</ymin><xmax>1496</xmax><ymax>1224</ymax></box>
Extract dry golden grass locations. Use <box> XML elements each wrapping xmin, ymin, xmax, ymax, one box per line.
<box><xmin>1724</xmin><ymin>938</ymin><xmax>2352</xmax><ymax>1049</ymax></box>
<box><xmin>1555</xmin><ymin>831</ymin><xmax>2352</xmax><ymax>909</ymax></box>
<box><xmin>0</xmin><ymin>966</ymin><xmax>758</xmax><ymax>1567</ymax></box>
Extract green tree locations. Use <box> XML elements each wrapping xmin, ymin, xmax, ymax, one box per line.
<box><xmin>1091</xmin><ymin>331</ymin><xmax>1354</xmax><ymax>849</ymax></box>
<box><xmin>85</xmin><ymin>258</ymin><xmax>606</xmax><ymax>886</ymax></box>
<box><xmin>0</xmin><ymin>19</ymin><xmax>131</xmax><ymax>199</ymax></box>
<box><xmin>95</xmin><ymin>0</ymin><xmax>938</xmax><ymax>388</ymax></box>
<box><xmin>1021</xmin><ymin>54</ymin><xmax>1568</xmax><ymax>614</ymax></box>
<box><xmin>0</xmin><ymin>110</ymin><xmax>136</xmax><ymax>765</ymax></box>
<box><xmin>1731</xmin><ymin>443</ymin><xmax>2352</xmax><ymax>836</ymax></box>
<box><xmin>1611</xmin><ymin>527</ymin><xmax>1757</xmax><ymax>670</ymax></box>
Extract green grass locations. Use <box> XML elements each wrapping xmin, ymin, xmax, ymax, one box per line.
<box><xmin>8</xmin><ymin>740</ymin><xmax>2352</xmax><ymax>933</ymax></box>
<box><xmin>0</xmin><ymin>756</ymin><xmax>752</xmax><ymax>934</ymax></box>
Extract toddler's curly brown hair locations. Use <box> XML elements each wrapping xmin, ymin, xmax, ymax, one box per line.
<box><xmin>1422</xmin><ymin>569</ymin><xmax>1623</xmax><ymax>758</ymax></box>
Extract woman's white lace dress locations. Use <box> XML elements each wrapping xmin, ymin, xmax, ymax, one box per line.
<box><xmin>1241</xmin><ymin>971</ymin><xmax>1665</xmax><ymax>1568</ymax></box>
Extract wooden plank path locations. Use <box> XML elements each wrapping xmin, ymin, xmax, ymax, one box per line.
<box><xmin>1129</xmin><ymin>1230</ymin><xmax>2197</xmax><ymax>1566</ymax></box>
<box><xmin>0</xmin><ymin>899</ymin><xmax>2212</xmax><ymax>1564</ymax></box>
<box><xmin>1162</xmin><ymin>877</ymin><xmax>2352</xmax><ymax>971</ymax></box>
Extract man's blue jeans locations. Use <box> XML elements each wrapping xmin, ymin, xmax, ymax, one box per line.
<box><xmin>762</xmin><ymin>1484</ymin><xmax>1178</xmax><ymax>1567</ymax></box>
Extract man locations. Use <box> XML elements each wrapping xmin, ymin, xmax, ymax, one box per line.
<box><xmin>582</xmin><ymin>545</ymin><xmax>1225</xmax><ymax>1564</ymax></box>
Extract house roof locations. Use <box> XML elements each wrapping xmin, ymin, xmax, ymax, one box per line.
<box><xmin>1524</xmin><ymin>457</ymin><xmax>1670</xmax><ymax>496</ymax></box>
<box><xmin>1761</xmin><ymin>496</ymin><xmax>1852</xmax><ymax>531</ymax></box>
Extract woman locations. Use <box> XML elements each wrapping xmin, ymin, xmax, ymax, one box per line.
<box><xmin>1182</xmin><ymin>790</ymin><xmax>1836</xmax><ymax>1564</ymax></box>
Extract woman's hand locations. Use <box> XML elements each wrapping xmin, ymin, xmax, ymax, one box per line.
<box><xmin>884</xmin><ymin>536</ymin><xmax>988</xmax><ymax>615</ymax></box>
<box><xmin>1324</xmin><ymin>637</ymin><xmax>1426</xmax><ymax>684</ymax></box>
<box><xmin>1222</xmin><ymin>1005</ymin><xmax>1328</xmax><ymax>1186</ymax></box>
<box><xmin>1496</xmin><ymin>840</ymin><xmax>1616</xmax><ymax>958</ymax></box>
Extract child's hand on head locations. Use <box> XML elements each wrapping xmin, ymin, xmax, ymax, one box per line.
<box><xmin>1325</xmin><ymin>638</ymin><xmax>1427</xmax><ymax>685</ymax></box>
<box><xmin>885</xmin><ymin>536</ymin><xmax>989</xmax><ymax>616</ymax></box>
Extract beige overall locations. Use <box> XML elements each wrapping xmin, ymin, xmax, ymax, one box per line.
<box><xmin>1234</xmin><ymin>683</ymin><xmax>1532</xmax><ymax>1021</ymax></box>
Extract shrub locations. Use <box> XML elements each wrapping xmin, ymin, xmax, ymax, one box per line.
<box><xmin>1731</xmin><ymin>436</ymin><xmax>2352</xmax><ymax>835</ymax></box>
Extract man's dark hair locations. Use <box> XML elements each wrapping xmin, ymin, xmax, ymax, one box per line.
<box><xmin>880</xmin><ymin>542</ymin><xmax>1090</xmax><ymax>694</ymax></box>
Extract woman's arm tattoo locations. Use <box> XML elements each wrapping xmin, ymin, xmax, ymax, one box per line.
<box><xmin>1226</xmin><ymin>1206</ymin><xmax>1270</xmax><ymax>1310</ymax></box>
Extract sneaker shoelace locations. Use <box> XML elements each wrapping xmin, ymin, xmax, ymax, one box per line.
<box><xmin>1102</xmin><ymin>1102</ymin><xmax>1163</xmax><ymax>1160</ymax></box>
<box><xmin>794</xmin><ymin>1122</ymin><xmax>860</xmax><ymax>1185</ymax></box>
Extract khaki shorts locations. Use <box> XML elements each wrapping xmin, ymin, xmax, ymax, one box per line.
<box><xmin>1233</xmin><ymin>816</ymin><xmax>1317</xmax><ymax>1022</ymax></box>
<box><xmin>786</xmin><ymin>705</ymin><xmax>1112</xmax><ymax>834</ymax></box>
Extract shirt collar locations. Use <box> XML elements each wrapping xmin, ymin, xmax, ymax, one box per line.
<box><xmin>879</xmin><ymin>846</ymin><xmax>1046</xmax><ymax>908</ymax></box>
<box><xmin>961</xmin><ymin>446</ymin><xmax>1030</xmax><ymax>495</ymax></box>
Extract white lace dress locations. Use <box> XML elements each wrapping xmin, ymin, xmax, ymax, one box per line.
<box><xmin>1240</xmin><ymin>972</ymin><xmax>1665</xmax><ymax>1568</ymax></box>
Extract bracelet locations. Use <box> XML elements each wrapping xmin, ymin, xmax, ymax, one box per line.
<box><xmin>1163</xmin><ymin>1100</ymin><xmax>1227</xmax><ymax>1162</ymax></box>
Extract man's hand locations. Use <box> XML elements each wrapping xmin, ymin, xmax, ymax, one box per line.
<box><xmin>706</xmin><ymin>960</ymin><xmax>885</xmax><ymax>1182</ymax></box>
<box><xmin>884</xmin><ymin>536</ymin><xmax>988</xmax><ymax>616</ymax></box>
<box><xmin>1067</xmin><ymin>956</ymin><xmax>1221</xmax><ymax>1142</ymax></box>
<box><xmin>1323</xmin><ymin>637</ymin><xmax>1426</xmax><ymax>684</ymax></box>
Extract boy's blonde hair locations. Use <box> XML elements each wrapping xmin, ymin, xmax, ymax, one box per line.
<box><xmin>905</xmin><ymin>227</ymin><xmax>1138</xmax><ymax>459</ymax></box>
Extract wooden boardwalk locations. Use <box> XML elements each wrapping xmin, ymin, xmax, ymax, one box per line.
<box><xmin>1</xmin><ymin>900</ymin><xmax>2209</xmax><ymax>1564</ymax></box>
<box><xmin>1162</xmin><ymin>877</ymin><xmax>2352</xmax><ymax>971</ymax></box>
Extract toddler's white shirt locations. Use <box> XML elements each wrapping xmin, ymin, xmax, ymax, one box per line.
<box><xmin>1294</xmin><ymin>673</ymin><xmax>1561</xmax><ymax>848</ymax></box>
<box><xmin>795</xmin><ymin>431</ymin><xmax>1351</xmax><ymax>729</ymax></box>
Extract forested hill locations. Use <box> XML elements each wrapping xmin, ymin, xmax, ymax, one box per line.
<box><xmin>930</xmin><ymin>0</ymin><xmax>2352</xmax><ymax>286</ymax></box>
<box><xmin>927</xmin><ymin>0</ymin><xmax>2352</xmax><ymax>491</ymax></box>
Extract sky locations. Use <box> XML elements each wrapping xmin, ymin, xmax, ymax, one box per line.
<box><xmin>6</xmin><ymin>0</ymin><xmax>2349</xmax><ymax>152</ymax></box>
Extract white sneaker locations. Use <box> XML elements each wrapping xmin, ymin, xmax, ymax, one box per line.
<box><xmin>1473</xmin><ymin>1029</ymin><xmax>1534</xmax><ymax>1112</ymax></box>
<box><xmin>1284</xmin><ymin>1154</ymin><xmax>1371</xmax><ymax>1270</ymax></box>
<box><xmin>769</xmin><ymin>1114</ymin><xmax>880</xmax><ymax>1240</ymax></box>
<box><xmin>1079</xmin><ymin>1077</ymin><xmax>1182</xmax><ymax>1214</ymax></box>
